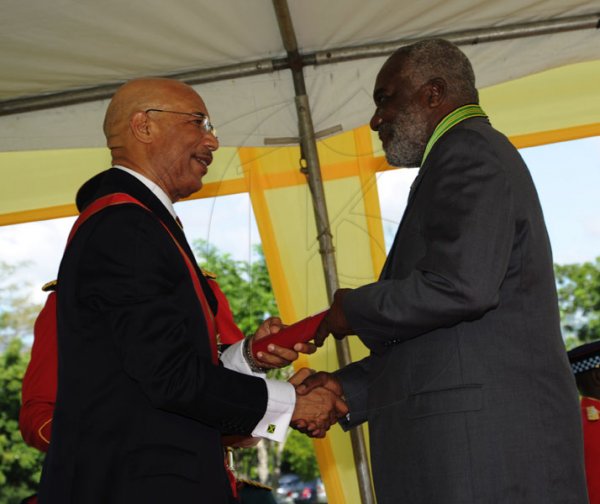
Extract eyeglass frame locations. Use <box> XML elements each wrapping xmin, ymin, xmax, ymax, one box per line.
<box><xmin>144</xmin><ymin>108</ymin><xmax>217</xmax><ymax>138</ymax></box>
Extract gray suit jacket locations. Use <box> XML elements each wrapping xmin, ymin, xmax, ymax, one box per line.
<box><xmin>337</xmin><ymin>117</ymin><xmax>588</xmax><ymax>504</ymax></box>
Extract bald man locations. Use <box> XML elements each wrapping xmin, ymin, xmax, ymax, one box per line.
<box><xmin>38</xmin><ymin>79</ymin><xmax>346</xmax><ymax>504</ymax></box>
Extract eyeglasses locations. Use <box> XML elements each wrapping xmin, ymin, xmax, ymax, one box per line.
<box><xmin>145</xmin><ymin>108</ymin><xmax>217</xmax><ymax>137</ymax></box>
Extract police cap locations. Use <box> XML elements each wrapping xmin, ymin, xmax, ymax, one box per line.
<box><xmin>568</xmin><ymin>340</ymin><xmax>600</xmax><ymax>375</ymax></box>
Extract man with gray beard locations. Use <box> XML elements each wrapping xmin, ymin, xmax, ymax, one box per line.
<box><xmin>297</xmin><ymin>39</ymin><xmax>588</xmax><ymax>503</ymax></box>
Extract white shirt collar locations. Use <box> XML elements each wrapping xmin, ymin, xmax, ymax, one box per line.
<box><xmin>113</xmin><ymin>165</ymin><xmax>177</xmax><ymax>219</ymax></box>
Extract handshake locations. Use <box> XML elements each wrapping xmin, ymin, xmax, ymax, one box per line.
<box><xmin>248</xmin><ymin>288</ymin><xmax>355</xmax><ymax>439</ymax></box>
<box><xmin>288</xmin><ymin>369</ymin><xmax>348</xmax><ymax>438</ymax></box>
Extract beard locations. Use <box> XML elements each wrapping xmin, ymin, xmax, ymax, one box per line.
<box><xmin>380</xmin><ymin>105</ymin><xmax>429</xmax><ymax>167</ymax></box>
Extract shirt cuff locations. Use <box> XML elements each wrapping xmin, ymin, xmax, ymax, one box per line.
<box><xmin>221</xmin><ymin>340</ymin><xmax>296</xmax><ymax>442</ymax></box>
<box><xmin>251</xmin><ymin>379</ymin><xmax>296</xmax><ymax>442</ymax></box>
<box><xmin>220</xmin><ymin>340</ymin><xmax>255</xmax><ymax>375</ymax></box>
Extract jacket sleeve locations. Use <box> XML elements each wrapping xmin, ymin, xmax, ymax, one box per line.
<box><xmin>20</xmin><ymin>291</ymin><xmax>57</xmax><ymax>452</ymax></box>
<box><xmin>344</xmin><ymin>128</ymin><xmax>515</xmax><ymax>350</ymax></box>
<box><xmin>335</xmin><ymin>356</ymin><xmax>371</xmax><ymax>429</ymax></box>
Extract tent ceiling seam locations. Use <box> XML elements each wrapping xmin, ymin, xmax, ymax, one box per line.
<box><xmin>0</xmin><ymin>12</ymin><xmax>598</xmax><ymax>116</ymax></box>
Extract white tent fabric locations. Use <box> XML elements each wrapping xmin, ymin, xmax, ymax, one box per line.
<box><xmin>0</xmin><ymin>0</ymin><xmax>598</xmax><ymax>151</ymax></box>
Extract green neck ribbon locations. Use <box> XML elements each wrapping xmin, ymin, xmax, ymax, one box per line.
<box><xmin>420</xmin><ymin>104</ymin><xmax>487</xmax><ymax>166</ymax></box>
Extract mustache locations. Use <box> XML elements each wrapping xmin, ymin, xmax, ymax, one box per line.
<box><xmin>378</xmin><ymin>123</ymin><xmax>394</xmax><ymax>137</ymax></box>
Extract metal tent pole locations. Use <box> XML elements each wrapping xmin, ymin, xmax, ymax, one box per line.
<box><xmin>1</xmin><ymin>12</ymin><xmax>598</xmax><ymax>116</ymax></box>
<box><xmin>312</xmin><ymin>12</ymin><xmax>600</xmax><ymax>64</ymax></box>
<box><xmin>271</xmin><ymin>1</ymin><xmax>376</xmax><ymax>503</ymax></box>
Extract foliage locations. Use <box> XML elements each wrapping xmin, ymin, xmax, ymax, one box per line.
<box><xmin>0</xmin><ymin>338</ymin><xmax>45</xmax><ymax>503</ymax></box>
<box><xmin>281</xmin><ymin>429</ymin><xmax>320</xmax><ymax>481</ymax></box>
<box><xmin>0</xmin><ymin>262</ymin><xmax>44</xmax><ymax>502</ymax></box>
<box><xmin>555</xmin><ymin>257</ymin><xmax>600</xmax><ymax>344</ymax></box>
<box><xmin>194</xmin><ymin>240</ymin><xmax>279</xmax><ymax>336</ymax></box>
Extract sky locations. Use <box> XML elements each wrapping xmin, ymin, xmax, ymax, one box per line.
<box><xmin>0</xmin><ymin>135</ymin><xmax>598</xmax><ymax>304</ymax></box>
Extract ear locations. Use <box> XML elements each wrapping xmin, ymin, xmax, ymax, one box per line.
<box><xmin>424</xmin><ymin>78</ymin><xmax>446</xmax><ymax>108</ymax></box>
<box><xmin>130</xmin><ymin>111</ymin><xmax>153</xmax><ymax>144</ymax></box>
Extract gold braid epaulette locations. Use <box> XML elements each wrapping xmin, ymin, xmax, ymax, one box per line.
<box><xmin>237</xmin><ymin>478</ymin><xmax>273</xmax><ymax>491</ymax></box>
<box><xmin>200</xmin><ymin>268</ymin><xmax>217</xmax><ymax>279</ymax></box>
<box><xmin>41</xmin><ymin>280</ymin><xmax>57</xmax><ymax>292</ymax></box>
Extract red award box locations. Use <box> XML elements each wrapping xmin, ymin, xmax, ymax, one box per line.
<box><xmin>252</xmin><ymin>310</ymin><xmax>328</xmax><ymax>359</ymax></box>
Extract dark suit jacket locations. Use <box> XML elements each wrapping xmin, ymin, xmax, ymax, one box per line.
<box><xmin>337</xmin><ymin>117</ymin><xmax>588</xmax><ymax>503</ymax></box>
<box><xmin>39</xmin><ymin>169</ymin><xmax>268</xmax><ymax>503</ymax></box>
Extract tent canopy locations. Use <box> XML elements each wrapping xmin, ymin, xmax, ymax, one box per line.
<box><xmin>1</xmin><ymin>0</ymin><xmax>599</xmax><ymax>151</ymax></box>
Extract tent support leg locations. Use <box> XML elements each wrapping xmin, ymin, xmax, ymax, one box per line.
<box><xmin>272</xmin><ymin>1</ymin><xmax>376</xmax><ymax>503</ymax></box>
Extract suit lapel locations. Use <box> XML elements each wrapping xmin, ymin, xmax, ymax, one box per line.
<box><xmin>380</xmin><ymin>116</ymin><xmax>489</xmax><ymax>279</ymax></box>
<box><xmin>87</xmin><ymin>169</ymin><xmax>218</xmax><ymax>312</ymax></box>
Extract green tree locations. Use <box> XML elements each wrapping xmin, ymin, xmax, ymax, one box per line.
<box><xmin>555</xmin><ymin>257</ymin><xmax>600</xmax><ymax>345</ymax></box>
<box><xmin>194</xmin><ymin>240</ymin><xmax>278</xmax><ymax>336</ymax></box>
<box><xmin>0</xmin><ymin>338</ymin><xmax>44</xmax><ymax>503</ymax></box>
<box><xmin>281</xmin><ymin>429</ymin><xmax>320</xmax><ymax>481</ymax></box>
<box><xmin>0</xmin><ymin>262</ymin><xmax>45</xmax><ymax>502</ymax></box>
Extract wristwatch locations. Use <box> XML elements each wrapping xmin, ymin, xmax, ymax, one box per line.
<box><xmin>243</xmin><ymin>336</ymin><xmax>267</xmax><ymax>373</ymax></box>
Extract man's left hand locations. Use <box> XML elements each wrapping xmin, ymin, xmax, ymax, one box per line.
<box><xmin>251</xmin><ymin>317</ymin><xmax>317</xmax><ymax>369</ymax></box>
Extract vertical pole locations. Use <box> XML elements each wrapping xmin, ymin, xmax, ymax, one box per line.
<box><xmin>271</xmin><ymin>1</ymin><xmax>376</xmax><ymax>503</ymax></box>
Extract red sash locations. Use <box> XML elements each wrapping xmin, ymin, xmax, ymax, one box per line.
<box><xmin>67</xmin><ymin>193</ymin><xmax>219</xmax><ymax>365</ymax></box>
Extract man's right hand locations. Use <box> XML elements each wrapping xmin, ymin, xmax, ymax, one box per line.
<box><xmin>290</xmin><ymin>379</ymin><xmax>347</xmax><ymax>438</ymax></box>
<box><xmin>295</xmin><ymin>371</ymin><xmax>344</xmax><ymax>397</ymax></box>
<box><xmin>290</xmin><ymin>371</ymin><xmax>347</xmax><ymax>438</ymax></box>
<box><xmin>314</xmin><ymin>288</ymin><xmax>354</xmax><ymax>347</ymax></box>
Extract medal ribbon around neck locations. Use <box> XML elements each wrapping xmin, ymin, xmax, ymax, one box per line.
<box><xmin>421</xmin><ymin>104</ymin><xmax>487</xmax><ymax>166</ymax></box>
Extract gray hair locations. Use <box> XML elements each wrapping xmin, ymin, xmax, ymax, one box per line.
<box><xmin>395</xmin><ymin>39</ymin><xmax>479</xmax><ymax>104</ymax></box>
